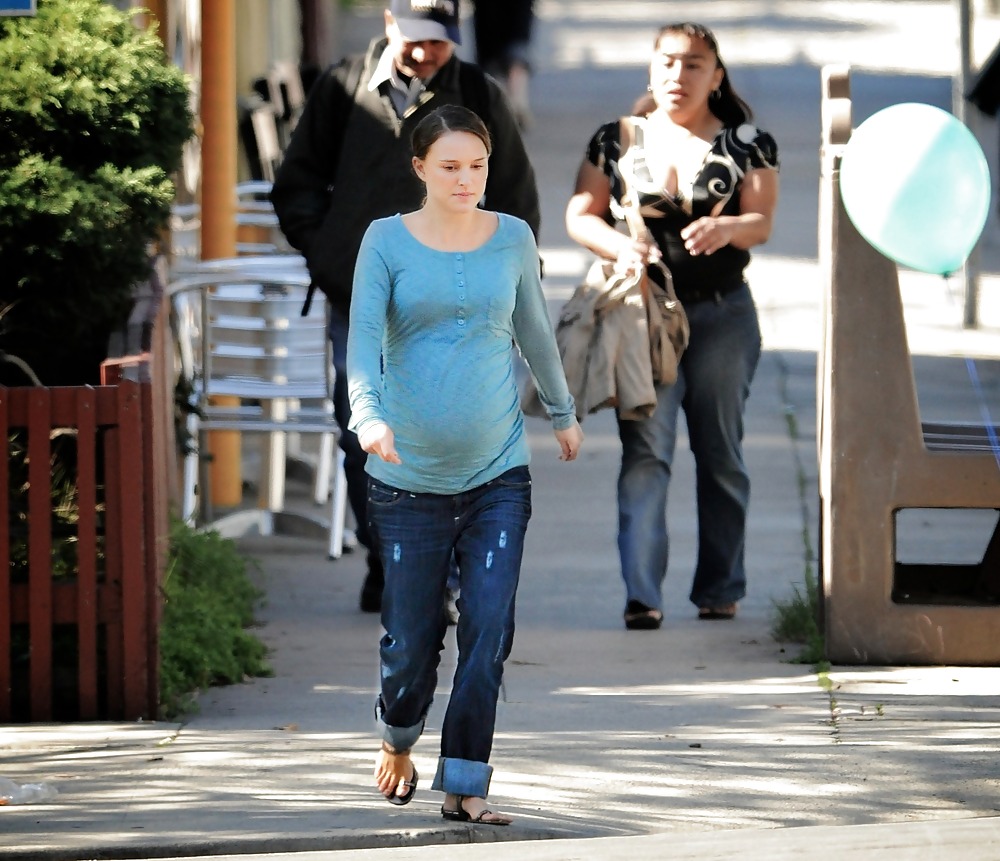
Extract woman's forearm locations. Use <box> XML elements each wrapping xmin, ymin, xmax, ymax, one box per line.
<box><xmin>719</xmin><ymin>212</ymin><xmax>773</xmax><ymax>250</ymax></box>
<box><xmin>566</xmin><ymin>212</ymin><xmax>629</xmax><ymax>260</ymax></box>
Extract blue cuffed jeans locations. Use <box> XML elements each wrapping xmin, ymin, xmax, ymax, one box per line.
<box><xmin>616</xmin><ymin>283</ymin><xmax>761</xmax><ymax>611</ymax></box>
<box><xmin>369</xmin><ymin>465</ymin><xmax>532</xmax><ymax>800</ymax></box>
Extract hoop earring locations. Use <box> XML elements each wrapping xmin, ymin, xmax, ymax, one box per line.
<box><xmin>646</xmin><ymin>84</ymin><xmax>653</xmax><ymax>92</ymax></box>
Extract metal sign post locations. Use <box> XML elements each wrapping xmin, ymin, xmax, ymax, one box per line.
<box><xmin>0</xmin><ymin>0</ymin><xmax>36</xmax><ymax>15</ymax></box>
<box><xmin>957</xmin><ymin>0</ymin><xmax>982</xmax><ymax>329</ymax></box>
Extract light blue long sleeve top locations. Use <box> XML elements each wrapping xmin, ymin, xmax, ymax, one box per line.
<box><xmin>347</xmin><ymin>212</ymin><xmax>576</xmax><ymax>494</ymax></box>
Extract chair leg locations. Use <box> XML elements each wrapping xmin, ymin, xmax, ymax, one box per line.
<box><xmin>198</xmin><ymin>426</ymin><xmax>215</xmax><ymax>525</ymax></box>
<box><xmin>315</xmin><ymin>431</ymin><xmax>335</xmax><ymax>505</ymax></box>
<box><xmin>182</xmin><ymin>412</ymin><xmax>200</xmax><ymax>524</ymax></box>
<box><xmin>328</xmin><ymin>448</ymin><xmax>348</xmax><ymax>560</ymax></box>
<box><xmin>261</xmin><ymin>399</ymin><xmax>288</xmax><ymax>517</ymax></box>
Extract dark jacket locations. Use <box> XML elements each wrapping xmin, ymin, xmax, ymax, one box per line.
<box><xmin>270</xmin><ymin>38</ymin><xmax>541</xmax><ymax>316</ymax></box>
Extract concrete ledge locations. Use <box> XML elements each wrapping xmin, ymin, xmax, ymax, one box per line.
<box><xmin>161</xmin><ymin>816</ymin><xmax>1000</xmax><ymax>861</ymax></box>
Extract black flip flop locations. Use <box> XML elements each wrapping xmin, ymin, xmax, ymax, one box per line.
<box><xmin>624</xmin><ymin>600</ymin><xmax>663</xmax><ymax>630</ymax></box>
<box><xmin>387</xmin><ymin>766</ymin><xmax>418</xmax><ymax>806</ymax></box>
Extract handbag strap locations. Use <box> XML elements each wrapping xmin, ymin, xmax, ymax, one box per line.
<box><xmin>617</xmin><ymin>118</ymin><xmax>681</xmax><ymax>305</ymax></box>
<box><xmin>617</xmin><ymin>117</ymin><xmax>655</xmax><ymax>246</ymax></box>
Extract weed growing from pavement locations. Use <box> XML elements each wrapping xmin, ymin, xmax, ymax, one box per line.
<box><xmin>771</xmin><ymin>563</ymin><xmax>824</xmax><ymax>665</ymax></box>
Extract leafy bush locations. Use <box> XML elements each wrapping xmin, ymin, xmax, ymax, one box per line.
<box><xmin>159</xmin><ymin>521</ymin><xmax>272</xmax><ymax>718</ymax></box>
<box><xmin>0</xmin><ymin>0</ymin><xmax>193</xmax><ymax>385</ymax></box>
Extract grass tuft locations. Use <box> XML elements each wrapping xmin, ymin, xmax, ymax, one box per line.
<box><xmin>771</xmin><ymin>562</ymin><xmax>826</xmax><ymax>666</ymax></box>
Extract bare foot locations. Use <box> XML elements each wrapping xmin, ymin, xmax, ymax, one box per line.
<box><xmin>443</xmin><ymin>792</ymin><xmax>513</xmax><ymax>825</ymax></box>
<box><xmin>374</xmin><ymin>746</ymin><xmax>415</xmax><ymax>801</ymax></box>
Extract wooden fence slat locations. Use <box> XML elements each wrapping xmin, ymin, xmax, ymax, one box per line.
<box><xmin>74</xmin><ymin>387</ymin><xmax>99</xmax><ymax>719</ymax></box>
<box><xmin>0</xmin><ymin>392</ymin><xmax>10</xmax><ymax>718</ymax></box>
<box><xmin>11</xmin><ymin>579</ymin><xmax>122</xmax><ymax>625</ymax></box>
<box><xmin>116</xmin><ymin>381</ymin><xmax>148</xmax><ymax>718</ymax></box>
<box><xmin>101</xmin><ymin>392</ymin><xmax>124</xmax><ymax>719</ymax></box>
<box><xmin>45</xmin><ymin>390</ymin><xmax>121</xmax><ymax>426</ymax></box>
<box><xmin>27</xmin><ymin>389</ymin><xmax>53</xmax><ymax>721</ymax></box>
<box><xmin>141</xmin><ymin>363</ymin><xmax>166</xmax><ymax>717</ymax></box>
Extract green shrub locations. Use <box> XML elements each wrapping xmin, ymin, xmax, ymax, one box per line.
<box><xmin>0</xmin><ymin>0</ymin><xmax>193</xmax><ymax>385</ymax></box>
<box><xmin>159</xmin><ymin>521</ymin><xmax>272</xmax><ymax>718</ymax></box>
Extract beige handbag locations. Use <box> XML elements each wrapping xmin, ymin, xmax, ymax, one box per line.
<box><xmin>520</xmin><ymin>118</ymin><xmax>689</xmax><ymax>420</ymax></box>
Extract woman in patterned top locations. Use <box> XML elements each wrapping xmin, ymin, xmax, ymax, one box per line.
<box><xmin>565</xmin><ymin>22</ymin><xmax>779</xmax><ymax>630</ymax></box>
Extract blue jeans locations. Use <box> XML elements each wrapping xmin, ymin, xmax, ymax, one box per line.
<box><xmin>368</xmin><ymin>466</ymin><xmax>532</xmax><ymax>799</ymax></box>
<box><xmin>616</xmin><ymin>284</ymin><xmax>761</xmax><ymax>611</ymax></box>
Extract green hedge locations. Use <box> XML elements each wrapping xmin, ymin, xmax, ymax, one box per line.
<box><xmin>0</xmin><ymin>0</ymin><xmax>193</xmax><ymax>385</ymax></box>
<box><xmin>159</xmin><ymin>522</ymin><xmax>272</xmax><ymax>718</ymax></box>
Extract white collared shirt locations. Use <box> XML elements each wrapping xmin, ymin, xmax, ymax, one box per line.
<box><xmin>368</xmin><ymin>45</ymin><xmax>438</xmax><ymax>117</ymax></box>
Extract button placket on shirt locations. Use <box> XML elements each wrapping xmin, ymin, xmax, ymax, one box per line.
<box><xmin>455</xmin><ymin>254</ymin><xmax>466</xmax><ymax>329</ymax></box>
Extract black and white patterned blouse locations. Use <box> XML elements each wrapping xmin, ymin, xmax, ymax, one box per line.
<box><xmin>585</xmin><ymin>117</ymin><xmax>780</xmax><ymax>303</ymax></box>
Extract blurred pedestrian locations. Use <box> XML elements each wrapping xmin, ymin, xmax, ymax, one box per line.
<box><xmin>564</xmin><ymin>22</ymin><xmax>779</xmax><ymax>629</ymax></box>
<box><xmin>271</xmin><ymin>0</ymin><xmax>540</xmax><ymax>615</ymax></box>
<box><xmin>472</xmin><ymin>0</ymin><xmax>535</xmax><ymax>128</ymax></box>
<box><xmin>349</xmin><ymin>105</ymin><xmax>582</xmax><ymax>823</ymax></box>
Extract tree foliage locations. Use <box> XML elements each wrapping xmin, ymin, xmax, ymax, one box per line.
<box><xmin>0</xmin><ymin>0</ymin><xmax>193</xmax><ymax>385</ymax></box>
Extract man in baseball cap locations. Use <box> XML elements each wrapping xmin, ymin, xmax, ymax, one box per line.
<box><xmin>272</xmin><ymin>0</ymin><xmax>539</xmax><ymax>620</ymax></box>
<box><xmin>388</xmin><ymin>0</ymin><xmax>462</xmax><ymax>45</ymax></box>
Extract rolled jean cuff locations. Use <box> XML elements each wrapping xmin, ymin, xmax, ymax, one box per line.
<box><xmin>431</xmin><ymin>757</ymin><xmax>493</xmax><ymax>798</ymax></box>
<box><xmin>375</xmin><ymin>709</ymin><xmax>424</xmax><ymax>753</ymax></box>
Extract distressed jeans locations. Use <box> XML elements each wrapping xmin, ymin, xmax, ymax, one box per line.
<box><xmin>368</xmin><ymin>466</ymin><xmax>532</xmax><ymax>800</ymax></box>
<box><xmin>616</xmin><ymin>284</ymin><xmax>761</xmax><ymax>611</ymax></box>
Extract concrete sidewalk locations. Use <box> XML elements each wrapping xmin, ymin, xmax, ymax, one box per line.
<box><xmin>3</xmin><ymin>1</ymin><xmax>1000</xmax><ymax>859</ymax></box>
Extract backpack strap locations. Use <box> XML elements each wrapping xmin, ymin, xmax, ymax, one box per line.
<box><xmin>458</xmin><ymin>62</ymin><xmax>493</xmax><ymax>131</ymax></box>
<box><xmin>300</xmin><ymin>56</ymin><xmax>367</xmax><ymax>318</ymax></box>
<box><xmin>339</xmin><ymin>55</ymin><xmax>368</xmax><ymax>129</ymax></box>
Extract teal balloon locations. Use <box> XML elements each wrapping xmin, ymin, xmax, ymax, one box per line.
<box><xmin>839</xmin><ymin>102</ymin><xmax>991</xmax><ymax>276</ymax></box>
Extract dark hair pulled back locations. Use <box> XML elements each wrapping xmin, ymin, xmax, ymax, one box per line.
<box><xmin>411</xmin><ymin>104</ymin><xmax>493</xmax><ymax>160</ymax></box>
<box><xmin>655</xmin><ymin>22</ymin><xmax>754</xmax><ymax>127</ymax></box>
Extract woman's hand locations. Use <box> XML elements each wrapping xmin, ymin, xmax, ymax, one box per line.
<box><xmin>359</xmin><ymin>422</ymin><xmax>402</xmax><ymax>464</ymax></box>
<box><xmin>554</xmin><ymin>422</ymin><xmax>584</xmax><ymax>462</ymax></box>
<box><xmin>682</xmin><ymin>168</ymin><xmax>778</xmax><ymax>256</ymax></box>
<box><xmin>681</xmin><ymin>216</ymin><xmax>736</xmax><ymax>257</ymax></box>
<box><xmin>615</xmin><ymin>236</ymin><xmax>661</xmax><ymax>273</ymax></box>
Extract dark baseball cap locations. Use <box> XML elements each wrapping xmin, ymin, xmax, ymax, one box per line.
<box><xmin>389</xmin><ymin>0</ymin><xmax>462</xmax><ymax>45</ymax></box>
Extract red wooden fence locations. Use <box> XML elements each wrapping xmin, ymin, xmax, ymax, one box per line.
<box><xmin>0</xmin><ymin>362</ymin><xmax>165</xmax><ymax>721</ymax></box>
